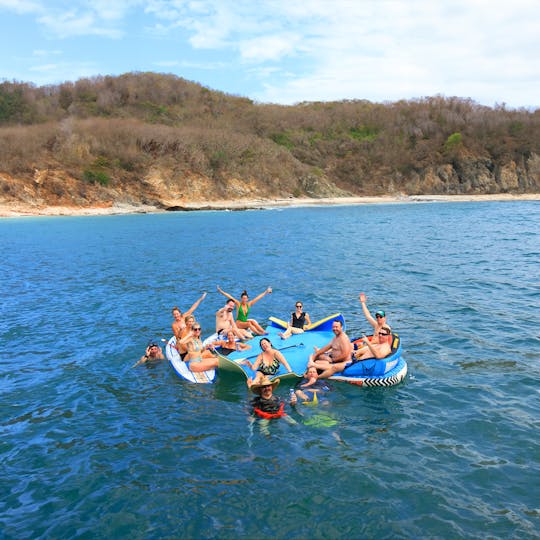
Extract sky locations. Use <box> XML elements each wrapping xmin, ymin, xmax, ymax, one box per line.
<box><xmin>1</xmin><ymin>0</ymin><xmax>539</xmax><ymax>109</ymax></box>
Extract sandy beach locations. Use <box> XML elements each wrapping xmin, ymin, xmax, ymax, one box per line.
<box><xmin>0</xmin><ymin>193</ymin><xmax>539</xmax><ymax>218</ymax></box>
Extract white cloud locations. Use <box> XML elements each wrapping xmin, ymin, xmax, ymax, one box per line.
<box><xmin>1</xmin><ymin>0</ymin><xmax>538</xmax><ymax>107</ymax></box>
<box><xmin>0</xmin><ymin>0</ymin><xmax>42</xmax><ymax>14</ymax></box>
<box><xmin>239</xmin><ymin>34</ymin><xmax>300</xmax><ymax>62</ymax></box>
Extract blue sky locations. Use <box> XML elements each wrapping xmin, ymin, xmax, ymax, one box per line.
<box><xmin>1</xmin><ymin>0</ymin><xmax>539</xmax><ymax>108</ymax></box>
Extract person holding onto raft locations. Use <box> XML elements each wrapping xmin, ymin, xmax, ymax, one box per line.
<box><xmin>245</xmin><ymin>337</ymin><xmax>294</xmax><ymax>384</ymax></box>
<box><xmin>171</xmin><ymin>291</ymin><xmax>207</xmax><ymax>340</ymax></box>
<box><xmin>294</xmin><ymin>365</ymin><xmax>331</xmax><ymax>403</ymax></box>
<box><xmin>278</xmin><ymin>301</ymin><xmax>312</xmax><ymax>340</ymax></box>
<box><xmin>217</xmin><ymin>286</ymin><xmax>271</xmax><ymax>336</ymax></box>
<box><xmin>309</xmin><ymin>319</ymin><xmax>353</xmax><ymax>378</ymax></box>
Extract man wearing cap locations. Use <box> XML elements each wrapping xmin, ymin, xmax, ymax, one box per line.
<box><xmin>359</xmin><ymin>292</ymin><xmax>390</xmax><ymax>344</ymax></box>
<box><xmin>133</xmin><ymin>342</ymin><xmax>164</xmax><ymax>367</ymax></box>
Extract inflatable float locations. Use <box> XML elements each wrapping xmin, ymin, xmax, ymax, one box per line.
<box><xmin>329</xmin><ymin>333</ymin><xmax>407</xmax><ymax>387</ymax></box>
<box><xmin>211</xmin><ymin>313</ymin><xmax>345</xmax><ymax>381</ymax></box>
<box><xmin>166</xmin><ymin>336</ymin><xmax>216</xmax><ymax>384</ymax></box>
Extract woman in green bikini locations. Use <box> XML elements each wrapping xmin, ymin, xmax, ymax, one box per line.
<box><xmin>216</xmin><ymin>285</ymin><xmax>271</xmax><ymax>336</ymax></box>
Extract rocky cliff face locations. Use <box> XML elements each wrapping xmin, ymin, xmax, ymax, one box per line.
<box><xmin>396</xmin><ymin>153</ymin><xmax>540</xmax><ymax>195</ymax></box>
<box><xmin>1</xmin><ymin>153</ymin><xmax>538</xmax><ymax>212</ymax></box>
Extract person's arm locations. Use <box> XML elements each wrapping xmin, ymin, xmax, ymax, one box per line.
<box><xmin>184</xmin><ymin>291</ymin><xmax>207</xmax><ymax>317</ymax></box>
<box><xmin>276</xmin><ymin>351</ymin><xmax>293</xmax><ymax>373</ymax></box>
<box><xmin>249</xmin><ymin>353</ymin><xmax>263</xmax><ymax>371</ymax></box>
<box><xmin>304</xmin><ymin>312</ymin><xmax>312</xmax><ymax>327</ymax></box>
<box><xmin>312</xmin><ymin>341</ymin><xmax>332</xmax><ymax>360</ymax></box>
<box><xmin>249</xmin><ymin>287</ymin><xmax>272</xmax><ymax>306</ymax></box>
<box><xmin>132</xmin><ymin>347</ymin><xmax>151</xmax><ymax>367</ymax></box>
<box><xmin>359</xmin><ymin>292</ymin><xmax>377</xmax><ymax>330</ymax></box>
<box><xmin>217</xmin><ymin>286</ymin><xmax>239</xmax><ymax>305</ymax></box>
<box><xmin>361</xmin><ymin>335</ymin><xmax>389</xmax><ymax>359</ymax></box>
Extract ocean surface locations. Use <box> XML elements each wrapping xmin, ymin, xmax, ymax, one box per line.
<box><xmin>1</xmin><ymin>201</ymin><xmax>539</xmax><ymax>539</ymax></box>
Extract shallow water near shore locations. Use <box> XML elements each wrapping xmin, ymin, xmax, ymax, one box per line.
<box><xmin>1</xmin><ymin>201</ymin><xmax>539</xmax><ymax>538</ymax></box>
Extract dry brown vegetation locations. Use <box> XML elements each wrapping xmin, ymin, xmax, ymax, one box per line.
<box><xmin>1</xmin><ymin>72</ymin><xmax>539</xmax><ymax>209</ymax></box>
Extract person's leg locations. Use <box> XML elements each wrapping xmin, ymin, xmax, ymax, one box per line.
<box><xmin>318</xmin><ymin>361</ymin><xmax>347</xmax><ymax>379</ymax></box>
<box><xmin>279</xmin><ymin>325</ymin><xmax>292</xmax><ymax>339</ymax></box>
<box><xmin>189</xmin><ymin>358</ymin><xmax>218</xmax><ymax>372</ymax></box>
<box><xmin>247</xmin><ymin>319</ymin><xmax>265</xmax><ymax>335</ymax></box>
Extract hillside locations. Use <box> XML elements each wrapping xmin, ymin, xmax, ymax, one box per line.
<box><xmin>1</xmin><ymin>72</ymin><xmax>539</xmax><ymax>212</ymax></box>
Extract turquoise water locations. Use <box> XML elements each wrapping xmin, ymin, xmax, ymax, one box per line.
<box><xmin>1</xmin><ymin>202</ymin><xmax>539</xmax><ymax>539</ymax></box>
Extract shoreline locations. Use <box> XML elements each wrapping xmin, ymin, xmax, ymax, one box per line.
<box><xmin>0</xmin><ymin>193</ymin><xmax>539</xmax><ymax>217</ymax></box>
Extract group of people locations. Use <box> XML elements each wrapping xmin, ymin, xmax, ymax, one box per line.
<box><xmin>134</xmin><ymin>288</ymin><xmax>393</xmax><ymax>421</ymax></box>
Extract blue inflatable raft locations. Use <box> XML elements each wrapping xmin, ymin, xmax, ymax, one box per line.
<box><xmin>212</xmin><ymin>313</ymin><xmax>345</xmax><ymax>381</ymax></box>
<box><xmin>329</xmin><ymin>333</ymin><xmax>407</xmax><ymax>387</ymax></box>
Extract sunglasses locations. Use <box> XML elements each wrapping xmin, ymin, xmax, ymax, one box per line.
<box><xmin>296</xmin><ymin>305</ymin><xmax>302</xmax><ymax>308</ymax></box>
<box><xmin>193</xmin><ymin>327</ymin><xmax>201</xmax><ymax>331</ymax></box>
<box><xmin>375</xmin><ymin>314</ymin><xmax>384</xmax><ymax>319</ymax></box>
<box><xmin>378</xmin><ymin>332</ymin><xmax>390</xmax><ymax>336</ymax></box>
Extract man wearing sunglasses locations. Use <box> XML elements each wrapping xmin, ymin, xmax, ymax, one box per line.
<box><xmin>352</xmin><ymin>326</ymin><xmax>393</xmax><ymax>361</ymax></box>
<box><xmin>359</xmin><ymin>292</ymin><xmax>390</xmax><ymax>344</ymax></box>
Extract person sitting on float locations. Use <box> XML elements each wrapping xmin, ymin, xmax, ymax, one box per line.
<box><xmin>245</xmin><ymin>337</ymin><xmax>293</xmax><ymax>384</ymax></box>
<box><xmin>358</xmin><ymin>292</ymin><xmax>391</xmax><ymax>344</ymax></box>
<box><xmin>217</xmin><ymin>285</ymin><xmax>271</xmax><ymax>336</ymax></box>
<box><xmin>215</xmin><ymin>299</ymin><xmax>253</xmax><ymax>340</ymax></box>
<box><xmin>184</xmin><ymin>324</ymin><xmax>219</xmax><ymax>373</ymax></box>
<box><xmin>352</xmin><ymin>325</ymin><xmax>393</xmax><ymax>361</ymax></box>
<box><xmin>314</xmin><ymin>325</ymin><xmax>393</xmax><ymax>379</ymax></box>
<box><xmin>176</xmin><ymin>314</ymin><xmax>197</xmax><ymax>358</ymax></box>
<box><xmin>278</xmin><ymin>300</ymin><xmax>312</xmax><ymax>340</ymax></box>
<box><xmin>210</xmin><ymin>330</ymin><xmax>252</xmax><ymax>356</ymax></box>
<box><xmin>171</xmin><ymin>292</ymin><xmax>207</xmax><ymax>340</ymax></box>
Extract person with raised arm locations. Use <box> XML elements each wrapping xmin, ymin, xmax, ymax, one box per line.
<box><xmin>216</xmin><ymin>286</ymin><xmax>272</xmax><ymax>336</ymax></box>
<box><xmin>358</xmin><ymin>292</ymin><xmax>390</xmax><ymax>345</ymax></box>
<box><xmin>132</xmin><ymin>341</ymin><xmax>164</xmax><ymax>367</ymax></box>
<box><xmin>171</xmin><ymin>291</ymin><xmax>207</xmax><ymax>340</ymax></box>
<box><xmin>215</xmin><ymin>299</ymin><xmax>252</xmax><ymax>340</ymax></box>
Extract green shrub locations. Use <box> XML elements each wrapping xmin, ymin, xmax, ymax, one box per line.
<box><xmin>349</xmin><ymin>125</ymin><xmax>378</xmax><ymax>142</ymax></box>
<box><xmin>444</xmin><ymin>132</ymin><xmax>463</xmax><ymax>152</ymax></box>
<box><xmin>270</xmin><ymin>132</ymin><xmax>294</xmax><ymax>150</ymax></box>
<box><xmin>83</xmin><ymin>169</ymin><xmax>110</xmax><ymax>186</ymax></box>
